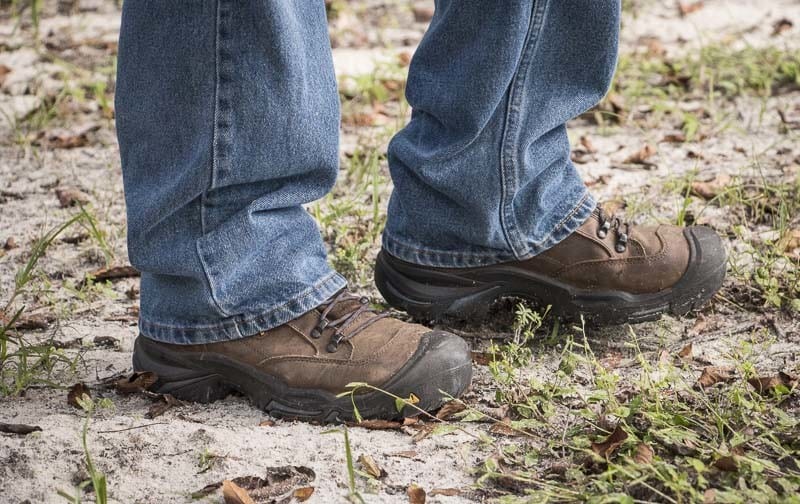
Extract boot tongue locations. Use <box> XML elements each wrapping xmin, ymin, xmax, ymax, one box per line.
<box><xmin>324</xmin><ymin>298</ymin><xmax>363</xmax><ymax>320</ymax></box>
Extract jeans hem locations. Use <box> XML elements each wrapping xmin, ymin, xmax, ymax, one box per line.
<box><xmin>382</xmin><ymin>190</ymin><xmax>596</xmax><ymax>268</ymax></box>
<box><xmin>138</xmin><ymin>272</ymin><xmax>347</xmax><ymax>345</ymax></box>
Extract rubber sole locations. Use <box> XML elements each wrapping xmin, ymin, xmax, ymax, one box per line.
<box><xmin>132</xmin><ymin>331</ymin><xmax>472</xmax><ymax>423</ymax></box>
<box><xmin>375</xmin><ymin>227</ymin><xmax>727</xmax><ymax>326</ymax></box>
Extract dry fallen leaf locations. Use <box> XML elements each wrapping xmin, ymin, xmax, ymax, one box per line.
<box><xmin>67</xmin><ymin>382</ymin><xmax>91</xmax><ymax>408</ymax></box>
<box><xmin>0</xmin><ymin>422</ymin><xmax>42</xmax><ymax>435</ymax></box>
<box><xmin>292</xmin><ymin>486</ymin><xmax>314</xmax><ymax>502</ymax></box>
<box><xmin>116</xmin><ymin>371</ymin><xmax>158</xmax><ymax>394</ymax></box>
<box><xmin>358</xmin><ymin>454</ymin><xmax>386</xmax><ymax>479</ymax></box>
<box><xmin>772</xmin><ymin>18</ymin><xmax>793</xmax><ymax>36</ymax></box>
<box><xmin>86</xmin><ymin>264</ymin><xmax>140</xmax><ymax>283</ymax></box>
<box><xmin>623</xmin><ymin>144</ymin><xmax>657</xmax><ymax>165</ymax></box>
<box><xmin>580</xmin><ymin>135</ymin><xmax>598</xmax><ymax>153</ymax></box>
<box><xmin>747</xmin><ymin>372</ymin><xmax>797</xmax><ymax>396</ymax></box>
<box><xmin>695</xmin><ymin>367</ymin><xmax>735</xmax><ymax>389</ymax></box>
<box><xmin>2</xmin><ymin>236</ymin><xmax>17</xmax><ymax>250</ymax></box>
<box><xmin>412</xmin><ymin>6</ymin><xmax>434</xmax><ymax>22</ymax></box>
<box><xmin>471</xmin><ymin>351</ymin><xmax>493</xmax><ymax>366</ymax></box>
<box><xmin>222</xmin><ymin>480</ymin><xmax>255</xmax><ymax>504</ymax></box>
<box><xmin>388</xmin><ymin>450</ymin><xmax>418</xmax><ymax>459</ymax></box>
<box><xmin>436</xmin><ymin>400</ymin><xmax>466</xmax><ymax>420</ymax></box>
<box><xmin>691</xmin><ymin>174</ymin><xmax>731</xmax><ymax>200</ymax></box>
<box><xmin>258</xmin><ymin>419</ymin><xmax>276</xmax><ymax>427</ymax></box>
<box><xmin>591</xmin><ymin>425</ymin><xmax>629</xmax><ymax>458</ymax></box>
<box><xmin>777</xmin><ymin>228</ymin><xmax>800</xmax><ymax>257</ymax></box>
<box><xmin>55</xmin><ymin>186</ymin><xmax>90</xmax><ymax>208</ymax></box>
<box><xmin>429</xmin><ymin>488</ymin><xmax>461</xmax><ymax>497</ymax></box>
<box><xmin>678</xmin><ymin>343</ymin><xmax>693</xmax><ymax>359</ymax></box>
<box><xmin>712</xmin><ymin>455</ymin><xmax>738</xmax><ymax>472</ymax></box>
<box><xmin>677</xmin><ymin>0</ymin><xmax>704</xmax><ymax>16</ymax></box>
<box><xmin>146</xmin><ymin>393</ymin><xmax>185</xmax><ymax>419</ymax></box>
<box><xmin>39</xmin><ymin>123</ymin><xmax>101</xmax><ymax>149</ymax></box>
<box><xmin>407</xmin><ymin>484</ymin><xmax>426</xmax><ymax>504</ymax></box>
<box><xmin>633</xmin><ymin>443</ymin><xmax>654</xmax><ymax>465</ymax></box>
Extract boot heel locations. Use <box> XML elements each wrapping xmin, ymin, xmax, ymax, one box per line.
<box><xmin>374</xmin><ymin>251</ymin><xmax>499</xmax><ymax>322</ymax></box>
<box><xmin>132</xmin><ymin>337</ymin><xmax>234</xmax><ymax>403</ymax></box>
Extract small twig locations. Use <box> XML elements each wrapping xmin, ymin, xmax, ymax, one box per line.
<box><xmin>97</xmin><ymin>422</ymin><xmax>167</xmax><ymax>434</ymax></box>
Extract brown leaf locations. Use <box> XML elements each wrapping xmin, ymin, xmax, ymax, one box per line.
<box><xmin>13</xmin><ymin>312</ymin><xmax>55</xmax><ymax>331</ymax></box>
<box><xmin>772</xmin><ymin>18</ymin><xmax>793</xmax><ymax>36</ymax></box>
<box><xmin>67</xmin><ymin>382</ymin><xmax>91</xmax><ymax>408</ymax></box>
<box><xmin>258</xmin><ymin>419</ymin><xmax>276</xmax><ymax>427</ymax></box>
<box><xmin>40</xmin><ymin>123</ymin><xmax>101</xmax><ymax>149</ymax></box>
<box><xmin>677</xmin><ymin>1</ymin><xmax>704</xmax><ymax>16</ymax></box>
<box><xmin>0</xmin><ymin>422</ymin><xmax>42</xmax><ymax>435</ymax></box>
<box><xmin>777</xmin><ymin>228</ymin><xmax>800</xmax><ymax>256</ymax></box>
<box><xmin>747</xmin><ymin>372</ymin><xmax>797</xmax><ymax>396</ymax></box>
<box><xmin>349</xmin><ymin>419</ymin><xmax>403</xmax><ymax>430</ymax></box>
<box><xmin>471</xmin><ymin>351</ymin><xmax>493</xmax><ymax>366</ymax></box>
<box><xmin>115</xmin><ymin>371</ymin><xmax>158</xmax><ymax>394</ymax></box>
<box><xmin>87</xmin><ymin>264</ymin><xmax>140</xmax><ymax>283</ymax></box>
<box><xmin>436</xmin><ymin>400</ymin><xmax>466</xmax><ymax>420</ymax></box>
<box><xmin>662</xmin><ymin>133</ymin><xmax>687</xmax><ymax>143</ymax></box>
<box><xmin>55</xmin><ymin>186</ymin><xmax>90</xmax><ymax>208</ymax></box>
<box><xmin>695</xmin><ymin>367</ymin><xmax>735</xmax><ymax>389</ymax></box>
<box><xmin>222</xmin><ymin>480</ymin><xmax>255</xmax><ymax>504</ymax></box>
<box><xmin>489</xmin><ymin>419</ymin><xmax>522</xmax><ymax>437</ymax></box>
<box><xmin>712</xmin><ymin>455</ymin><xmax>738</xmax><ymax>472</ymax></box>
<box><xmin>358</xmin><ymin>454</ymin><xmax>387</xmax><ymax>479</ymax></box>
<box><xmin>407</xmin><ymin>484</ymin><xmax>426</xmax><ymax>504</ymax></box>
<box><xmin>0</xmin><ymin>64</ymin><xmax>10</xmax><ymax>86</ymax></box>
<box><xmin>429</xmin><ymin>488</ymin><xmax>461</xmax><ymax>497</ymax></box>
<box><xmin>591</xmin><ymin>425</ymin><xmax>628</xmax><ymax>458</ymax></box>
<box><xmin>678</xmin><ymin>343</ymin><xmax>693</xmax><ymax>359</ymax></box>
<box><xmin>412</xmin><ymin>6</ymin><xmax>434</xmax><ymax>22</ymax></box>
<box><xmin>623</xmin><ymin>144</ymin><xmax>657</xmax><ymax>165</ymax></box>
<box><xmin>691</xmin><ymin>174</ymin><xmax>731</xmax><ymax>200</ymax></box>
<box><xmin>633</xmin><ymin>443</ymin><xmax>654</xmax><ymax>464</ymax></box>
<box><xmin>146</xmin><ymin>393</ymin><xmax>185</xmax><ymax>419</ymax></box>
<box><xmin>580</xmin><ymin>135</ymin><xmax>597</xmax><ymax>153</ymax></box>
<box><xmin>292</xmin><ymin>487</ymin><xmax>315</xmax><ymax>502</ymax></box>
<box><xmin>389</xmin><ymin>450</ymin><xmax>419</xmax><ymax>459</ymax></box>
<box><xmin>2</xmin><ymin>236</ymin><xmax>17</xmax><ymax>250</ymax></box>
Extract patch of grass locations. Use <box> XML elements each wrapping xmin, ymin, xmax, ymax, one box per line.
<box><xmin>597</xmin><ymin>43</ymin><xmax>800</xmax><ymax>130</ymax></box>
<box><xmin>0</xmin><ymin>211</ymin><xmax>87</xmax><ymax>396</ymax></box>
<box><xmin>313</xmin><ymin>146</ymin><xmax>389</xmax><ymax>287</ymax></box>
<box><xmin>473</xmin><ymin>306</ymin><xmax>800</xmax><ymax>503</ymax></box>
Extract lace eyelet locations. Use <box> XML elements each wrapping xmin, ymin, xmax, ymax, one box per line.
<box><xmin>615</xmin><ymin>233</ymin><xmax>628</xmax><ymax>253</ymax></box>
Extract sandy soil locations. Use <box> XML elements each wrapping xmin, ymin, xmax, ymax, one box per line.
<box><xmin>1</xmin><ymin>1</ymin><xmax>799</xmax><ymax>503</ymax></box>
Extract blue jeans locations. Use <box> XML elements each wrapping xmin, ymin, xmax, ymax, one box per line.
<box><xmin>116</xmin><ymin>0</ymin><xmax>620</xmax><ymax>344</ymax></box>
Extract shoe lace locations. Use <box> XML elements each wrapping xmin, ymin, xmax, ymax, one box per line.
<box><xmin>310</xmin><ymin>289</ymin><xmax>391</xmax><ymax>353</ymax></box>
<box><xmin>596</xmin><ymin>205</ymin><xmax>631</xmax><ymax>253</ymax></box>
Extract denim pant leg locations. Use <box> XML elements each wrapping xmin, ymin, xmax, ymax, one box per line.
<box><xmin>384</xmin><ymin>0</ymin><xmax>620</xmax><ymax>268</ymax></box>
<box><xmin>116</xmin><ymin>1</ymin><xmax>346</xmax><ymax>344</ymax></box>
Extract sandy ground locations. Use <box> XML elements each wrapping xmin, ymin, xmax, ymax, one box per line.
<box><xmin>1</xmin><ymin>1</ymin><xmax>799</xmax><ymax>503</ymax></box>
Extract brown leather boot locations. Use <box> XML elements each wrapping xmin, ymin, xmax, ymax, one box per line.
<box><xmin>375</xmin><ymin>206</ymin><xmax>727</xmax><ymax>325</ymax></box>
<box><xmin>132</xmin><ymin>290</ymin><xmax>472</xmax><ymax>422</ymax></box>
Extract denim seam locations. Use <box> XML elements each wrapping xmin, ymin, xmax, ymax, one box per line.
<box><xmin>196</xmin><ymin>0</ymin><xmax>232</xmax><ymax>320</ymax></box>
<box><xmin>498</xmin><ymin>0</ymin><xmax>548</xmax><ymax>260</ymax></box>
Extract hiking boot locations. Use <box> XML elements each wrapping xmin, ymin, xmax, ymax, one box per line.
<box><xmin>132</xmin><ymin>290</ymin><xmax>472</xmax><ymax>422</ymax></box>
<box><xmin>375</xmin><ymin>206</ymin><xmax>727</xmax><ymax>325</ymax></box>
